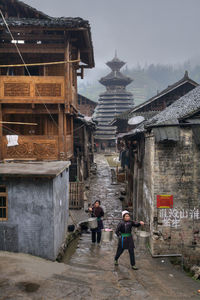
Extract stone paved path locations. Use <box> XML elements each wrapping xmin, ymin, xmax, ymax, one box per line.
<box><xmin>0</xmin><ymin>154</ymin><xmax>200</xmax><ymax>299</ymax></box>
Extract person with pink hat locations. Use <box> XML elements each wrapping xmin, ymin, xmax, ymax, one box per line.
<box><xmin>114</xmin><ymin>210</ymin><xmax>144</xmax><ymax>270</ymax></box>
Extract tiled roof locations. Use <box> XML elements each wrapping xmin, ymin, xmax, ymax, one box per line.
<box><xmin>0</xmin><ymin>17</ymin><xmax>91</xmax><ymax>29</ymax></box>
<box><xmin>122</xmin><ymin>85</ymin><xmax>200</xmax><ymax>139</ymax></box>
<box><xmin>146</xmin><ymin>85</ymin><xmax>200</xmax><ymax>127</ymax></box>
<box><xmin>113</xmin><ymin>72</ymin><xmax>198</xmax><ymax>122</ymax></box>
<box><xmin>1</xmin><ymin>0</ymin><xmax>50</xmax><ymax>19</ymax></box>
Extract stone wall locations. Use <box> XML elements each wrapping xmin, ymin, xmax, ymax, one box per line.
<box><xmin>143</xmin><ymin>128</ymin><xmax>200</xmax><ymax>262</ymax></box>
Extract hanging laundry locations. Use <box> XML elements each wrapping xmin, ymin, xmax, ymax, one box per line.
<box><xmin>6</xmin><ymin>135</ymin><xmax>19</xmax><ymax>147</ymax></box>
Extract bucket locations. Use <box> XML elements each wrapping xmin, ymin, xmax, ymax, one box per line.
<box><xmin>136</xmin><ymin>231</ymin><xmax>150</xmax><ymax>249</ymax></box>
<box><xmin>101</xmin><ymin>229</ymin><xmax>113</xmax><ymax>242</ymax></box>
<box><xmin>88</xmin><ymin>217</ymin><xmax>98</xmax><ymax>229</ymax></box>
<box><xmin>136</xmin><ymin>231</ymin><xmax>150</xmax><ymax>238</ymax></box>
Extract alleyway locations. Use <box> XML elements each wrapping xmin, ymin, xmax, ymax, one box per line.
<box><xmin>0</xmin><ymin>154</ymin><xmax>200</xmax><ymax>299</ymax></box>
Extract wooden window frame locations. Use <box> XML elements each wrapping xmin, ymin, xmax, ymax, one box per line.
<box><xmin>0</xmin><ymin>185</ymin><xmax>8</xmax><ymax>221</ymax></box>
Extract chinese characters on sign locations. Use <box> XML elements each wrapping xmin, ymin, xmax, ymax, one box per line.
<box><xmin>159</xmin><ymin>208</ymin><xmax>200</xmax><ymax>228</ymax></box>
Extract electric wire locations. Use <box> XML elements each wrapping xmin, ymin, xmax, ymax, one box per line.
<box><xmin>0</xmin><ymin>10</ymin><xmax>63</xmax><ymax>130</ymax></box>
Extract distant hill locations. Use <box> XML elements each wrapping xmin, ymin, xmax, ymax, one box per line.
<box><xmin>78</xmin><ymin>62</ymin><xmax>200</xmax><ymax>106</ymax></box>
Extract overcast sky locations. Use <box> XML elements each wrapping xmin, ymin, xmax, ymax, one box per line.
<box><xmin>23</xmin><ymin>0</ymin><xmax>200</xmax><ymax>71</ymax></box>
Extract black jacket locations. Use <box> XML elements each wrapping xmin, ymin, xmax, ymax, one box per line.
<box><xmin>115</xmin><ymin>220</ymin><xmax>141</xmax><ymax>249</ymax></box>
<box><xmin>91</xmin><ymin>206</ymin><xmax>104</xmax><ymax>232</ymax></box>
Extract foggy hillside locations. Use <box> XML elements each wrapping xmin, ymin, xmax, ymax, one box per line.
<box><xmin>78</xmin><ymin>61</ymin><xmax>200</xmax><ymax>106</ymax></box>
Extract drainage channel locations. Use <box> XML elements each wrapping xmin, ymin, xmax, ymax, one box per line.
<box><xmin>61</xmin><ymin>234</ymin><xmax>81</xmax><ymax>264</ymax></box>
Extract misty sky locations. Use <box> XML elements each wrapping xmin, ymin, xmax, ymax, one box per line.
<box><xmin>23</xmin><ymin>0</ymin><xmax>200</xmax><ymax>77</ymax></box>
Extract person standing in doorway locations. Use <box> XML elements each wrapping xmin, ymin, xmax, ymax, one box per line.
<box><xmin>89</xmin><ymin>200</ymin><xmax>104</xmax><ymax>244</ymax></box>
<box><xmin>114</xmin><ymin>210</ymin><xmax>144</xmax><ymax>269</ymax></box>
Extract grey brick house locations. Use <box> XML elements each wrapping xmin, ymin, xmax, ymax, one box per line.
<box><xmin>122</xmin><ymin>85</ymin><xmax>200</xmax><ymax>264</ymax></box>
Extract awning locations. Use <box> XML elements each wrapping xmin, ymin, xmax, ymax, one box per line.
<box><xmin>153</xmin><ymin>126</ymin><xmax>180</xmax><ymax>142</ymax></box>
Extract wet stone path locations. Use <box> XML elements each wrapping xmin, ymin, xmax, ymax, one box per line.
<box><xmin>62</xmin><ymin>154</ymin><xmax>200</xmax><ymax>299</ymax></box>
<box><xmin>63</xmin><ymin>154</ymin><xmax>150</xmax><ymax>299</ymax></box>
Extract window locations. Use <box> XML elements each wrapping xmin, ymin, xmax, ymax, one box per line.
<box><xmin>0</xmin><ymin>186</ymin><xmax>8</xmax><ymax>221</ymax></box>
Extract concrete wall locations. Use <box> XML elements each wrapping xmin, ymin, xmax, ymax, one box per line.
<box><xmin>53</xmin><ymin>169</ymin><xmax>69</xmax><ymax>258</ymax></box>
<box><xmin>0</xmin><ymin>177</ymin><xmax>54</xmax><ymax>258</ymax></box>
<box><xmin>143</xmin><ymin>128</ymin><xmax>200</xmax><ymax>263</ymax></box>
<box><xmin>0</xmin><ymin>170</ymin><xmax>69</xmax><ymax>260</ymax></box>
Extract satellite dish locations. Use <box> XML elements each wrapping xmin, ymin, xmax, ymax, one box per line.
<box><xmin>84</xmin><ymin>116</ymin><xmax>92</xmax><ymax>122</ymax></box>
<box><xmin>128</xmin><ymin>116</ymin><xmax>145</xmax><ymax>125</ymax></box>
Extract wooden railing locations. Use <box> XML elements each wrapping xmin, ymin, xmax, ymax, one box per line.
<box><xmin>2</xmin><ymin>134</ymin><xmax>74</xmax><ymax>161</ymax></box>
<box><xmin>69</xmin><ymin>182</ymin><xmax>84</xmax><ymax>209</ymax></box>
<box><xmin>2</xmin><ymin>135</ymin><xmax>59</xmax><ymax>160</ymax></box>
<box><xmin>0</xmin><ymin>76</ymin><xmax>65</xmax><ymax>103</ymax></box>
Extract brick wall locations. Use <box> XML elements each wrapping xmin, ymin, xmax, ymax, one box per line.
<box><xmin>143</xmin><ymin>128</ymin><xmax>200</xmax><ymax>263</ymax></box>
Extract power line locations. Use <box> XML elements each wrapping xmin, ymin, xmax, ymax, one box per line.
<box><xmin>0</xmin><ymin>9</ymin><xmax>60</xmax><ymax>130</ymax></box>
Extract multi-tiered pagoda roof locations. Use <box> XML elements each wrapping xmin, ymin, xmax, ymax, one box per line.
<box><xmin>94</xmin><ymin>54</ymin><xmax>134</xmax><ymax>144</ymax></box>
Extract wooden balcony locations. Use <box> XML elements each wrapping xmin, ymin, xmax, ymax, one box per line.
<box><xmin>2</xmin><ymin>135</ymin><xmax>73</xmax><ymax>161</ymax></box>
<box><xmin>0</xmin><ymin>76</ymin><xmax>66</xmax><ymax>104</ymax></box>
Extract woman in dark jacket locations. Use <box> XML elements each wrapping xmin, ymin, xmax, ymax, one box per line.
<box><xmin>89</xmin><ymin>200</ymin><xmax>104</xmax><ymax>244</ymax></box>
<box><xmin>114</xmin><ymin>210</ymin><xmax>144</xmax><ymax>269</ymax></box>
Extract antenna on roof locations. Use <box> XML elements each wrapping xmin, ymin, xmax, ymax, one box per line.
<box><xmin>115</xmin><ymin>49</ymin><xmax>117</xmax><ymax>58</ymax></box>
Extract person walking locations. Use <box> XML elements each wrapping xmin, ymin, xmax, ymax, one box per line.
<box><xmin>114</xmin><ymin>210</ymin><xmax>144</xmax><ymax>270</ymax></box>
<box><xmin>89</xmin><ymin>200</ymin><xmax>104</xmax><ymax>244</ymax></box>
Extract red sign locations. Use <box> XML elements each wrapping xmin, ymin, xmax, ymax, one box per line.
<box><xmin>157</xmin><ymin>195</ymin><xmax>173</xmax><ymax>208</ymax></box>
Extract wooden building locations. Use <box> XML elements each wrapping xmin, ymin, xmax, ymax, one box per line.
<box><xmin>0</xmin><ymin>0</ymin><xmax>94</xmax><ymax>161</ymax></box>
<box><xmin>112</xmin><ymin>71</ymin><xmax>198</xmax><ymax>136</ymax></box>
<box><xmin>78</xmin><ymin>94</ymin><xmax>97</xmax><ymax>117</ymax></box>
<box><xmin>70</xmin><ymin>114</ymin><xmax>95</xmax><ymax>181</ymax></box>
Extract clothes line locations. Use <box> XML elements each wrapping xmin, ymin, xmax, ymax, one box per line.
<box><xmin>0</xmin><ymin>59</ymin><xmax>80</xmax><ymax>68</ymax></box>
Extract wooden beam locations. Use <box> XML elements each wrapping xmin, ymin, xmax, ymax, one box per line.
<box><xmin>2</xmin><ymin>108</ymin><xmax>59</xmax><ymax>114</ymax></box>
<box><xmin>0</xmin><ymin>27</ymin><xmax>88</xmax><ymax>33</ymax></box>
<box><xmin>0</xmin><ymin>121</ymin><xmax>37</xmax><ymax>125</ymax></box>
<box><xmin>58</xmin><ymin>104</ymin><xmax>64</xmax><ymax>159</ymax></box>
<box><xmin>0</xmin><ymin>34</ymin><xmax>65</xmax><ymax>41</ymax></box>
<box><xmin>63</xmin><ymin>114</ymin><xmax>67</xmax><ymax>158</ymax></box>
<box><xmin>0</xmin><ymin>99</ymin><xmax>66</xmax><ymax>104</ymax></box>
<box><xmin>0</xmin><ymin>44</ymin><xmax>64</xmax><ymax>54</ymax></box>
<box><xmin>0</xmin><ymin>104</ymin><xmax>2</xmax><ymax>160</ymax></box>
<box><xmin>64</xmin><ymin>33</ymin><xmax>70</xmax><ymax>108</ymax></box>
<box><xmin>71</xmin><ymin>116</ymin><xmax>74</xmax><ymax>154</ymax></box>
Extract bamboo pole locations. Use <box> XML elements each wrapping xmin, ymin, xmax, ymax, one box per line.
<box><xmin>0</xmin><ymin>121</ymin><xmax>37</xmax><ymax>126</ymax></box>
